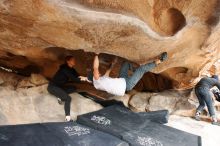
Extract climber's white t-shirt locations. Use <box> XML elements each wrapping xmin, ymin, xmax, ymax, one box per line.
<box><xmin>93</xmin><ymin>76</ymin><xmax>126</xmax><ymax>96</ymax></box>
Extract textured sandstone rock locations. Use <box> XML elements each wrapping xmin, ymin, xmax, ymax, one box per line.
<box><xmin>30</xmin><ymin>74</ymin><xmax>48</xmax><ymax>85</ymax></box>
<box><xmin>128</xmin><ymin>89</ymin><xmax>204</xmax><ymax>116</ymax></box>
<box><xmin>172</xmin><ymin>97</ymin><xmax>197</xmax><ymax>117</ymax></box>
<box><xmin>13</xmin><ymin>73</ymin><xmax>48</xmax><ymax>88</ymax></box>
<box><xmin>0</xmin><ymin>0</ymin><xmax>220</xmax><ymax>89</ymax></box>
<box><xmin>129</xmin><ymin>92</ymin><xmax>153</xmax><ymax>112</ymax></box>
<box><xmin>16</xmin><ymin>77</ymin><xmax>36</xmax><ymax>89</ymax></box>
<box><xmin>0</xmin><ymin>70</ymin><xmax>23</xmax><ymax>89</ymax></box>
<box><xmin>0</xmin><ymin>84</ymin><xmax>102</xmax><ymax>125</ymax></box>
<box><xmin>148</xmin><ymin>91</ymin><xmax>180</xmax><ymax>113</ymax></box>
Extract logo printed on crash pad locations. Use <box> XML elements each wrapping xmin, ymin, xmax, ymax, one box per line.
<box><xmin>64</xmin><ymin>126</ymin><xmax>90</xmax><ymax>136</ymax></box>
<box><xmin>0</xmin><ymin>133</ymin><xmax>9</xmax><ymax>141</ymax></box>
<box><xmin>91</xmin><ymin>115</ymin><xmax>111</xmax><ymax>126</ymax></box>
<box><xmin>136</xmin><ymin>136</ymin><xmax>163</xmax><ymax>146</ymax></box>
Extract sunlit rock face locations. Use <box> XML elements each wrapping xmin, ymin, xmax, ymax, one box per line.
<box><xmin>0</xmin><ymin>0</ymin><xmax>220</xmax><ymax>89</ymax></box>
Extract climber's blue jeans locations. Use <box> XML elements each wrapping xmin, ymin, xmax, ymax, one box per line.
<box><xmin>119</xmin><ymin>61</ymin><xmax>156</xmax><ymax>91</ymax></box>
<box><xmin>195</xmin><ymin>86</ymin><xmax>216</xmax><ymax>117</ymax></box>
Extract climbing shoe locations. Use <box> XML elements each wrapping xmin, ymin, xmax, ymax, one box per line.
<box><xmin>160</xmin><ymin>52</ymin><xmax>168</xmax><ymax>62</ymax></box>
<box><xmin>194</xmin><ymin>111</ymin><xmax>201</xmax><ymax>121</ymax></box>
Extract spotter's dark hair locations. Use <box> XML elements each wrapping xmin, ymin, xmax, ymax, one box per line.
<box><xmin>65</xmin><ymin>55</ymin><xmax>75</xmax><ymax>63</ymax></box>
<box><xmin>212</xmin><ymin>75</ymin><xmax>219</xmax><ymax>81</ymax></box>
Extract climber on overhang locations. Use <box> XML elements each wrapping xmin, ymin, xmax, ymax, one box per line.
<box><xmin>88</xmin><ymin>52</ymin><xmax>168</xmax><ymax>96</ymax></box>
<box><xmin>47</xmin><ymin>55</ymin><xmax>90</xmax><ymax>122</ymax></box>
<box><xmin>194</xmin><ymin>75</ymin><xmax>220</xmax><ymax>125</ymax></box>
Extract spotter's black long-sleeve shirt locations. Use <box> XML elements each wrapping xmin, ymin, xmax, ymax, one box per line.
<box><xmin>51</xmin><ymin>64</ymin><xmax>80</xmax><ymax>86</ymax></box>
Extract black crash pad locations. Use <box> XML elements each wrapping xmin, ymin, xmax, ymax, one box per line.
<box><xmin>77</xmin><ymin>104</ymin><xmax>201</xmax><ymax>146</ymax></box>
<box><xmin>0</xmin><ymin>123</ymin><xmax>61</xmax><ymax>146</ymax></box>
<box><xmin>77</xmin><ymin>104</ymin><xmax>169</xmax><ymax>138</ymax></box>
<box><xmin>122</xmin><ymin>122</ymin><xmax>202</xmax><ymax>146</ymax></box>
<box><xmin>0</xmin><ymin>122</ymin><xmax>128</xmax><ymax>146</ymax></box>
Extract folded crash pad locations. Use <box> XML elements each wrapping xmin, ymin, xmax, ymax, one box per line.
<box><xmin>77</xmin><ymin>104</ymin><xmax>169</xmax><ymax>137</ymax></box>
<box><xmin>0</xmin><ymin>122</ymin><xmax>128</xmax><ymax>146</ymax></box>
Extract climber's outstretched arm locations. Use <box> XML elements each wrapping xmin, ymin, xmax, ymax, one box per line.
<box><xmin>93</xmin><ymin>55</ymin><xmax>100</xmax><ymax>80</ymax></box>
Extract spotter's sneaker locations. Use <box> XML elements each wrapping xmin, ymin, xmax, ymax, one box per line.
<box><xmin>194</xmin><ymin>115</ymin><xmax>201</xmax><ymax>121</ymax></box>
<box><xmin>212</xmin><ymin>121</ymin><xmax>220</xmax><ymax>126</ymax></box>
<box><xmin>65</xmin><ymin>116</ymin><xmax>73</xmax><ymax>122</ymax></box>
<box><xmin>58</xmin><ymin>98</ymin><xmax>63</xmax><ymax>105</ymax></box>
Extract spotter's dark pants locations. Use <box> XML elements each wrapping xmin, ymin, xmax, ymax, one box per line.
<box><xmin>47</xmin><ymin>82</ymin><xmax>76</xmax><ymax>116</ymax></box>
<box><xmin>195</xmin><ymin>86</ymin><xmax>215</xmax><ymax>117</ymax></box>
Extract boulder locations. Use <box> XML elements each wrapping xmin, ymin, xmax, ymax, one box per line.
<box><xmin>16</xmin><ymin>74</ymin><xmax>49</xmax><ymax>88</ymax></box>
<box><xmin>30</xmin><ymin>74</ymin><xmax>48</xmax><ymax>85</ymax></box>
<box><xmin>148</xmin><ymin>91</ymin><xmax>180</xmax><ymax>113</ymax></box>
<box><xmin>128</xmin><ymin>90</ymin><xmax>199</xmax><ymax>116</ymax></box>
<box><xmin>16</xmin><ymin>77</ymin><xmax>35</xmax><ymax>89</ymax></box>
<box><xmin>129</xmin><ymin>92</ymin><xmax>153</xmax><ymax>112</ymax></box>
<box><xmin>0</xmin><ymin>70</ymin><xmax>23</xmax><ymax>89</ymax></box>
<box><xmin>172</xmin><ymin>97</ymin><xmax>197</xmax><ymax>117</ymax></box>
<box><xmin>0</xmin><ymin>84</ymin><xmax>103</xmax><ymax>125</ymax></box>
